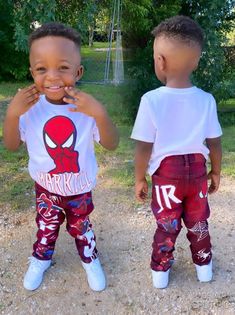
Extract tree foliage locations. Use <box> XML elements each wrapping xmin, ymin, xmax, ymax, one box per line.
<box><xmin>0</xmin><ymin>0</ymin><xmax>234</xmax><ymax>100</ymax></box>
<box><xmin>180</xmin><ymin>0</ymin><xmax>235</xmax><ymax>99</ymax></box>
<box><xmin>122</xmin><ymin>0</ymin><xmax>182</xmax><ymax>47</ymax></box>
<box><xmin>13</xmin><ymin>0</ymin><xmax>57</xmax><ymax>52</ymax></box>
<box><xmin>123</xmin><ymin>0</ymin><xmax>235</xmax><ymax>120</ymax></box>
<box><xmin>0</xmin><ymin>1</ymin><xmax>29</xmax><ymax>81</ymax></box>
<box><xmin>0</xmin><ymin>0</ymin><xmax>112</xmax><ymax>81</ymax></box>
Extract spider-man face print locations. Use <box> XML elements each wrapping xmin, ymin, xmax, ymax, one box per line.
<box><xmin>43</xmin><ymin>116</ymin><xmax>80</xmax><ymax>174</ymax></box>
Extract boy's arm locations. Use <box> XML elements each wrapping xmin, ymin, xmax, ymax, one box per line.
<box><xmin>94</xmin><ymin>109</ymin><xmax>119</xmax><ymax>150</ymax></box>
<box><xmin>3</xmin><ymin>110</ymin><xmax>21</xmax><ymax>151</ymax></box>
<box><xmin>206</xmin><ymin>136</ymin><xmax>222</xmax><ymax>194</ymax></box>
<box><xmin>63</xmin><ymin>87</ymin><xmax>119</xmax><ymax>150</ymax></box>
<box><xmin>3</xmin><ymin>85</ymin><xmax>39</xmax><ymax>151</ymax></box>
<box><xmin>134</xmin><ymin>140</ymin><xmax>153</xmax><ymax>202</ymax></box>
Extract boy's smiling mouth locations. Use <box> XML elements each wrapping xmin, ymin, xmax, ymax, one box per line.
<box><xmin>45</xmin><ymin>86</ymin><xmax>64</xmax><ymax>90</ymax></box>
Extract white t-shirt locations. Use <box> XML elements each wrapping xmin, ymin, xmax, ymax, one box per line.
<box><xmin>19</xmin><ymin>95</ymin><xmax>100</xmax><ymax>196</ymax></box>
<box><xmin>131</xmin><ymin>86</ymin><xmax>222</xmax><ymax>175</ymax></box>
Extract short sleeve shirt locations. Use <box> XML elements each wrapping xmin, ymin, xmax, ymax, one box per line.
<box><xmin>131</xmin><ymin>86</ymin><xmax>222</xmax><ymax>175</ymax></box>
<box><xmin>19</xmin><ymin>95</ymin><xmax>100</xmax><ymax>196</ymax></box>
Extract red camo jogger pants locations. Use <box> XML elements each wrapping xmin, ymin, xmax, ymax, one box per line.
<box><xmin>33</xmin><ymin>183</ymin><xmax>98</xmax><ymax>263</ymax></box>
<box><xmin>151</xmin><ymin>154</ymin><xmax>212</xmax><ymax>271</ymax></box>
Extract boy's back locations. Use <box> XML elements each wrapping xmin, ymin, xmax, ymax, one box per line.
<box><xmin>132</xmin><ymin>86</ymin><xmax>221</xmax><ymax>175</ymax></box>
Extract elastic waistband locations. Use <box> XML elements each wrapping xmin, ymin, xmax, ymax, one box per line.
<box><xmin>35</xmin><ymin>182</ymin><xmax>92</xmax><ymax>198</ymax></box>
<box><xmin>161</xmin><ymin>154</ymin><xmax>205</xmax><ymax>165</ymax></box>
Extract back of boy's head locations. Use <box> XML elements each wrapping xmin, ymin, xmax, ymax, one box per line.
<box><xmin>28</xmin><ymin>22</ymin><xmax>81</xmax><ymax>50</ymax></box>
<box><xmin>152</xmin><ymin>15</ymin><xmax>204</xmax><ymax>49</ymax></box>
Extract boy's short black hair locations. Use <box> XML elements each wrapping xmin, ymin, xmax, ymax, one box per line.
<box><xmin>28</xmin><ymin>22</ymin><xmax>81</xmax><ymax>50</ymax></box>
<box><xmin>152</xmin><ymin>15</ymin><xmax>204</xmax><ymax>48</ymax></box>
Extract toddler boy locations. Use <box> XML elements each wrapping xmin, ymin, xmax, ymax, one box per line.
<box><xmin>131</xmin><ymin>15</ymin><xmax>222</xmax><ymax>288</ymax></box>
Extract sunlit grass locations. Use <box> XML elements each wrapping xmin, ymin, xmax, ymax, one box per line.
<box><xmin>221</xmin><ymin>125</ymin><xmax>235</xmax><ymax>177</ymax></box>
<box><xmin>0</xmin><ymin>81</ymin><xmax>31</xmax><ymax>101</ymax></box>
<box><xmin>218</xmin><ymin>98</ymin><xmax>235</xmax><ymax>111</ymax></box>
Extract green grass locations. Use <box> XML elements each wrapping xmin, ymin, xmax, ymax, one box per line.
<box><xmin>218</xmin><ymin>98</ymin><xmax>235</xmax><ymax>111</ymax></box>
<box><xmin>0</xmin><ymin>81</ymin><xmax>31</xmax><ymax>101</ymax></box>
<box><xmin>0</xmin><ymin>81</ymin><xmax>235</xmax><ymax>212</ymax></box>
<box><xmin>81</xmin><ymin>43</ymin><xmax>107</xmax><ymax>81</ymax></box>
<box><xmin>80</xmin><ymin>41</ymin><xmax>131</xmax><ymax>82</ymax></box>
<box><xmin>95</xmin><ymin>125</ymin><xmax>135</xmax><ymax>187</ymax></box>
<box><xmin>0</xmin><ymin>144</ymin><xmax>34</xmax><ymax>210</ymax></box>
<box><xmin>80</xmin><ymin>84</ymin><xmax>130</xmax><ymax>125</ymax></box>
<box><xmin>221</xmin><ymin>125</ymin><xmax>235</xmax><ymax>177</ymax></box>
<box><xmin>218</xmin><ymin>98</ymin><xmax>235</xmax><ymax>126</ymax></box>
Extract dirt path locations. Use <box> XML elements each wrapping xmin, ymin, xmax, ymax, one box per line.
<box><xmin>0</xmin><ymin>176</ymin><xmax>235</xmax><ymax>315</ymax></box>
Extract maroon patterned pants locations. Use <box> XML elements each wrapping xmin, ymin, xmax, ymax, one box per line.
<box><xmin>33</xmin><ymin>183</ymin><xmax>98</xmax><ymax>262</ymax></box>
<box><xmin>151</xmin><ymin>154</ymin><xmax>212</xmax><ymax>271</ymax></box>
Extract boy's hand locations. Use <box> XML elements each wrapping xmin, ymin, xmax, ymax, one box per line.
<box><xmin>3</xmin><ymin>84</ymin><xmax>39</xmax><ymax>151</ymax></box>
<box><xmin>63</xmin><ymin>86</ymin><xmax>119</xmax><ymax>151</ymax></box>
<box><xmin>8</xmin><ymin>85</ymin><xmax>39</xmax><ymax>117</ymax></box>
<box><xmin>207</xmin><ymin>171</ymin><xmax>220</xmax><ymax>194</ymax></box>
<box><xmin>135</xmin><ymin>178</ymin><xmax>148</xmax><ymax>202</ymax></box>
<box><xmin>63</xmin><ymin>87</ymin><xmax>106</xmax><ymax>119</ymax></box>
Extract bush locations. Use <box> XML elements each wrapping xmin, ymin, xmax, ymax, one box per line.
<box><xmin>125</xmin><ymin>36</ymin><xmax>234</xmax><ymax>123</ymax></box>
<box><xmin>0</xmin><ymin>1</ymin><xmax>29</xmax><ymax>82</ymax></box>
<box><xmin>219</xmin><ymin>112</ymin><xmax>235</xmax><ymax>127</ymax></box>
<box><xmin>123</xmin><ymin>42</ymin><xmax>160</xmax><ymax>122</ymax></box>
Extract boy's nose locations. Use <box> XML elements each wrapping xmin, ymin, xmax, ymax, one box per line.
<box><xmin>46</xmin><ymin>69</ymin><xmax>60</xmax><ymax>79</ymax></box>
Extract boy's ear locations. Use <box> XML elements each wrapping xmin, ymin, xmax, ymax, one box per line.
<box><xmin>192</xmin><ymin>58</ymin><xmax>200</xmax><ymax>71</ymax></box>
<box><xmin>29</xmin><ymin>67</ymin><xmax>34</xmax><ymax>78</ymax></box>
<box><xmin>157</xmin><ymin>54</ymin><xmax>166</xmax><ymax>70</ymax></box>
<box><xmin>76</xmin><ymin>65</ymin><xmax>84</xmax><ymax>81</ymax></box>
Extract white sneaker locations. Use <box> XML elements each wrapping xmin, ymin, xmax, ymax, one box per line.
<box><xmin>23</xmin><ymin>256</ymin><xmax>51</xmax><ymax>291</ymax></box>
<box><xmin>82</xmin><ymin>258</ymin><xmax>106</xmax><ymax>291</ymax></box>
<box><xmin>152</xmin><ymin>269</ymin><xmax>170</xmax><ymax>289</ymax></box>
<box><xmin>195</xmin><ymin>260</ymin><xmax>213</xmax><ymax>282</ymax></box>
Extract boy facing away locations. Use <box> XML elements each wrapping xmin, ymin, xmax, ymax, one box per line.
<box><xmin>131</xmin><ymin>15</ymin><xmax>222</xmax><ymax>289</ymax></box>
<box><xmin>3</xmin><ymin>22</ymin><xmax>119</xmax><ymax>292</ymax></box>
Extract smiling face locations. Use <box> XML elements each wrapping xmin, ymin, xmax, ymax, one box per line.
<box><xmin>30</xmin><ymin>36</ymin><xmax>83</xmax><ymax>104</ymax></box>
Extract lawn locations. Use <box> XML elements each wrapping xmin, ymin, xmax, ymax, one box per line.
<box><xmin>80</xmin><ymin>41</ymin><xmax>113</xmax><ymax>83</ymax></box>
<box><xmin>0</xmin><ymin>81</ymin><xmax>234</xmax><ymax>211</ymax></box>
<box><xmin>80</xmin><ymin>41</ymin><xmax>131</xmax><ymax>82</ymax></box>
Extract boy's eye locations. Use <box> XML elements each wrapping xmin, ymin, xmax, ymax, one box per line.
<box><xmin>35</xmin><ymin>67</ymin><xmax>46</xmax><ymax>72</ymax></box>
<box><xmin>60</xmin><ymin>65</ymin><xmax>69</xmax><ymax>70</ymax></box>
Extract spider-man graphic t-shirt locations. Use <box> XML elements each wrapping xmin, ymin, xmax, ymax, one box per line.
<box><xmin>19</xmin><ymin>95</ymin><xmax>100</xmax><ymax>196</ymax></box>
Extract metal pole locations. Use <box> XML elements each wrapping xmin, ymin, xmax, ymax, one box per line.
<box><xmin>104</xmin><ymin>0</ymin><xmax>117</xmax><ymax>82</ymax></box>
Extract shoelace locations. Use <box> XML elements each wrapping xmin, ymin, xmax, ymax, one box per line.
<box><xmin>27</xmin><ymin>257</ymin><xmax>44</xmax><ymax>272</ymax></box>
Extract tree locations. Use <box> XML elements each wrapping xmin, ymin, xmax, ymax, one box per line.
<box><xmin>0</xmin><ymin>0</ymin><xmax>112</xmax><ymax>81</ymax></box>
<box><xmin>121</xmin><ymin>0</ymin><xmax>182</xmax><ymax>47</ymax></box>
<box><xmin>123</xmin><ymin>0</ymin><xmax>235</xmax><ymax>120</ymax></box>
<box><xmin>0</xmin><ymin>0</ymin><xmax>29</xmax><ymax>80</ymax></box>
<box><xmin>13</xmin><ymin>0</ymin><xmax>57</xmax><ymax>53</ymax></box>
<box><xmin>180</xmin><ymin>0</ymin><xmax>235</xmax><ymax>99</ymax></box>
<box><xmin>1</xmin><ymin>0</ymin><xmax>234</xmax><ymax>89</ymax></box>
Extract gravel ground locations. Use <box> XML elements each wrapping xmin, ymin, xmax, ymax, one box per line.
<box><xmin>0</xmin><ymin>176</ymin><xmax>235</xmax><ymax>315</ymax></box>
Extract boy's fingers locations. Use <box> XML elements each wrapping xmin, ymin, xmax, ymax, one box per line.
<box><xmin>208</xmin><ymin>183</ymin><xmax>218</xmax><ymax>194</ymax></box>
<box><xmin>26</xmin><ymin>89</ymin><xmax>39</xmax><ymax>96</ymax></box>
<box><xmin>18</xmin><ymin>85</ymin><xmax>37</xmax><ymax>95</ymax></box>
<box><xmin>64</xmin><ymin>86</ymin><xmax>79</xmax><ymax>96</ymax></box>
<box><xmin>63</xmin><ymin>96</ymin><xmax>79</xmax><ymax>106</ymax></box>
<box><xmin>27</xmin><ymin>94</ymin><xmax>39</xmax><ymax>103</ymax></box>
<box><xmin>136</xmin><ymin>189</ymin><xmax>147</xmax><ymax>202</ymax></box>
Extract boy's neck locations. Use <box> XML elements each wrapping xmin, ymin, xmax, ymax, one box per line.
<box><xmin>45</xmin><ymin>95</ymin><xmax>67</xmax><ymax>105</ymax></box>
<box><xmin>165</xmin><ymin>77</ymin><xmax>193</xmax><ymax>89</ymax></box>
